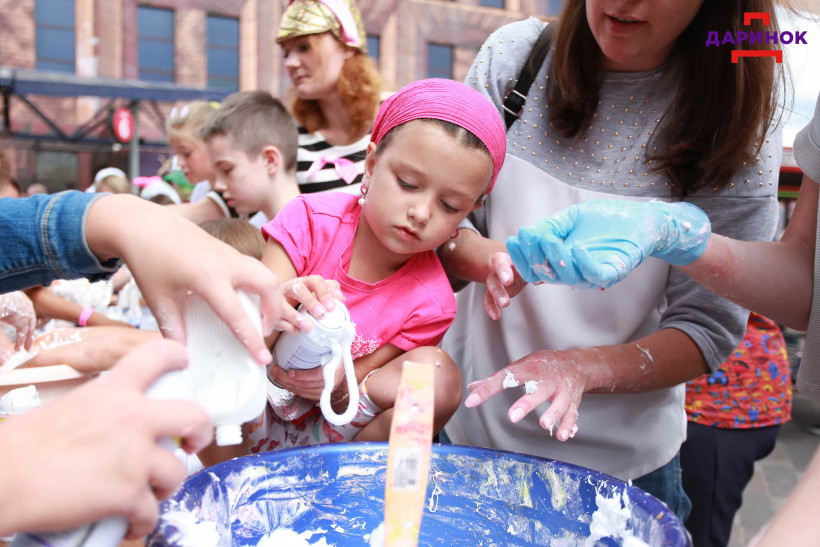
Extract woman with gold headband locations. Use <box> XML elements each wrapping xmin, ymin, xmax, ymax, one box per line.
<box><xmin>278</xmin><ymin>0</ymin><xmax>381</xmax><ymax>194</ymax></box>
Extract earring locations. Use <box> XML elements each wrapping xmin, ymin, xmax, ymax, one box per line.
<box><xmin>450</xmin><ymin>229</ymin><xmax>460</xmax><ymax>240</ymax></box>
<box><xmin>358</xmin><ymin>186</ymin><xmax>368</xmax><ymax>207</ymax></box>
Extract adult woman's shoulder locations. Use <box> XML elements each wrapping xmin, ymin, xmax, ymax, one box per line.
<box><xmin>468</xmin><ymin>17</ymin><xmax>552</xmax><ymax>108</ymax></box>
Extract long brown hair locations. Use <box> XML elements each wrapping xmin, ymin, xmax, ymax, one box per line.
<box><xmin>291</xmin><ymin>35</ymin><xmax>381</xmax><ymax>140</ymax></box>
<box><xmin>549</xmin><ymin>0</ymin><xmax>787</xmax><ymax>193</ymax></box>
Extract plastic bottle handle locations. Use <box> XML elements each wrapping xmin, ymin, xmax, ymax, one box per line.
<box><xmin>319</xmin><ymin>340</ymin><xmax>360</xmax><ymax>426</ymax></box>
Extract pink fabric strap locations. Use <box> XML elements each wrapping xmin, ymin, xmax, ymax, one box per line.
<box><xmin>286</xmin><ymin>0</ymin><xmax>360</xmax><ymax>47</ymax></box>
<box><xmin>370</xmin><ymin>78</ymin><xmax>506</xmax><ymax>193</ymax></box>
<box><xmin>78</xmin><ymin>306</ymin><xmax>95</xmax><ymax>327</ymax></box>
<box><xmin>305</xmin><ymin>156</ymin><xmax>359</xmax><ymax>184</ymax></box>
<box><xmin>316</xmin><ymin>0</ymin><xmax>359</xmax><ymax>46</ymax></box>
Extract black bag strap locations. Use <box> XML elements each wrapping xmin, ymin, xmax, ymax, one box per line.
<box><xmin>503</xmin><ymin>24</ymin><xmax>554</xmax><ymax>131</ymax></box>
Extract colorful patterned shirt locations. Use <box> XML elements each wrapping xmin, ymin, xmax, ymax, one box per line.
<box><xmin>686</xmin><ymin>313</ymin><xmax>792</xmax><ymax>429</ymax></box>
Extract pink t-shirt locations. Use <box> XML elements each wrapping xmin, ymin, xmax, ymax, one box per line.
<box><xmin>262</xmin><ymin>193</ymin><xmax>456</xmax><ymax>357</ymax></box>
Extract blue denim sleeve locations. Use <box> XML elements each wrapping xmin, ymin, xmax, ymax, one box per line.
<box><xmin>0</xmin><ymin>191</ymin><xmax>121</xmax><ymax>293</ymax></box>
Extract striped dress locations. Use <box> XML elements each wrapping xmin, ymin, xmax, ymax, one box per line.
<box><xmin>296</xmin><ymin>126</ymin><xmax>369</xmax><ymax>194</ymax></box>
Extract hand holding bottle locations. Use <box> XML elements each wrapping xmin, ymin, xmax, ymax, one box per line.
<box><xmin>275</xmin><ymin>275</ymin><xmax>346</xmax><ymax>334</ymax></box>
<box><xmin>0</xmin><ymin>340</ymin><xmax>211</xmax><ymax>540</ymax></box>
<box><xmin>506</xmin><ymin>199</ymin><xmax>711</xmax><ymax>289</ymax></box>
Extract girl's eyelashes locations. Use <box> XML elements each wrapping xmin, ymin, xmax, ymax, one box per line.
<box><xmin>397</xmin><ymin>177</ymin><xmax>416</xmax><ymax>190</ymax></box>
<box><xmin>440</xmin><ymin>200</ymin><xmax>459</xmax><ymax>214</ymax></box>
<box><xmin>397</xmin><ymin>175</ymin><xmax>460</xmax><ymax>213</ymax></box>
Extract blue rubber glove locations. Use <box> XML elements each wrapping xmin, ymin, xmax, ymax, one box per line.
<box><xmin>506</xmin><ymin>199</ymin><xmax>711</xmax><ymax>289</ymax></box>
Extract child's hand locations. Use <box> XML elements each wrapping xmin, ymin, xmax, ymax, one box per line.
<box><xmin>276</xmin><ymin>275</ymin><xmax>346</xmax><ymax>334</ymax></box>
<box><xmin>0</xmin><ymin>291</ymin><xmax>36</xmax><ymax>351</ymax></box>
<box><xmin>269</xmin><ymin>362</ymin><xmax>346</xmax><ymax>402</ymax></box>
<box><xmin>483</xmin><ymin>252</ymin><xmax>527</xmax><ymax>320</ymax></box>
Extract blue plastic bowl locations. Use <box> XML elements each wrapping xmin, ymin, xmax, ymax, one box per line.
<box><xmin>147</xmin><ymin>443</ymin><xmax>690</xmax><ymax>546</ymax></box>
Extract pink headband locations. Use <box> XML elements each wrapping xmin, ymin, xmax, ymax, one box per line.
<box><xmin>370</xmin><ymin>79</ymin><xmax>506</xmax><ymax>193</ymax></box>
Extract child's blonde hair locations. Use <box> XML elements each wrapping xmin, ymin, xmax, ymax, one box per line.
<box><xmin>167</xmin><ymin>101</ymin><xmax>220</xmax><ymax>137</ymax></box>
<box><xmin>97</xmin><ymin>173</ymin><xmax>131</xmax><ymax>194</ymax></box>
<box><xmin>199</xmin><ymin>219</ymin><xmax>265</xmax><ymax>260</ymax></box>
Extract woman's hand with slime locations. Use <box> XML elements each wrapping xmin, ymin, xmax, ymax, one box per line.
<box><xmin>506</xmin><ymin>199</ymin><xmax>711</xmax><ymax>289</ymax></box>
<box><xmin>464</xmin><ymin>349</ymin><xmax>595</xmax><ymax>442</ymax></box>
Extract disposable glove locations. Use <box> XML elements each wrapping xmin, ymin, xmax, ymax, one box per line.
<box><xmin>506</xmin><ymin>199</ymin><xmax>711</xmax><ymax>289</ymax></box>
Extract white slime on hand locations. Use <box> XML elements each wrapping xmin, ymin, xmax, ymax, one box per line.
<box><xmin>502</xmin><ymin>370</ymin><xmax>520</xmax><ymax>388</ymax></box>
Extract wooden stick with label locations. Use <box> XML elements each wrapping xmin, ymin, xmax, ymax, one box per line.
<box><xmin>384</xmin><ymin>360</ymin><xmax>435</xmax><ymax>547</ymax></box>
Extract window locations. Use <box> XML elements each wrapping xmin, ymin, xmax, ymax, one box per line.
<box><xmin>36</xmin><ymin>150</ymin><xmax>78</xmax><ymax>191</ymax></box>
<box><xmin>367</xmin><ymin>35</ymin><xmax>380</xmax><ymax>66</ymax></box>
<box><xmin>207</xmin><ymin>15</ymin><xmax>239</xmax><ymax>92</ymax></box>
<box><xmin>35</xmin><ymin>0</ymin><xmax>75</xmax><ymax>73</ymax></box>
<box><xmin>138</xmin><ymin>6</ymin><xmax>175</xmax><ymax>82</ymax></box>
<box><xmin>427</xmin><ymin>43</ymin><xmax>453</xmax><ymax>80</ymax></box>
<box><xmin>479</xmin><ymin>0</ymin><xmax>505</xmax><ymax>8</ymax></box>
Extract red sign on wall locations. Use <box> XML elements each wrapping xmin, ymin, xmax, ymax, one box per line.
<box><xmin>110</xmin><ymin>107</ymin><xmax>135</xmax><ymax>143</ymax></box>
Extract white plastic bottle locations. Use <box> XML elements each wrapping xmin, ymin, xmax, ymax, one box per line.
<box><xmin>273</xmin><ymin>299</ymin><xmax>359</xmax><ymax>425</ymax></box>
<box><xmin>184</xmin><ymin>290</ymin><xmax>266</xmax><ymax>446</ymax></box>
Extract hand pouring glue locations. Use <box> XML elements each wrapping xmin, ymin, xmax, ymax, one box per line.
<box><xmin>273</xmin><ymin>299</ymin><xmax>359</xmax><ymax>426</ymax></box>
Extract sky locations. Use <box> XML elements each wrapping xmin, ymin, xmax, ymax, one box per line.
<box><xmin>779</xmin><ymin>9</ymin><xmax>820</xmax><ymax>147</ymax></box>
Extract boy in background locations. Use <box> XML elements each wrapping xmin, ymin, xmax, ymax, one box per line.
<box><xmin>199</xmin><ymin>91</ymin><xmax>301</xmax><ymax>227</ymax></box>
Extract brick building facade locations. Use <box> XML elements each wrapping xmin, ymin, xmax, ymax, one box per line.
<box><xmin>0</xmin><ymin>0</ymin><xmax>561</xmax><ymax>191</ymax></box>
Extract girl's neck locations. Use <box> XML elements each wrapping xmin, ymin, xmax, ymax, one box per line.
<box><xmin>349</xmin><ymin>213</ymin><xmax>409</xmax><ymax>283</ymax></box>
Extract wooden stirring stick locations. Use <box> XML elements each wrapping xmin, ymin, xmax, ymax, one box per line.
<box><xmin>384</xmin><ymin>360</ymin><xmax>435</xmax><ymax>547</ymax></box>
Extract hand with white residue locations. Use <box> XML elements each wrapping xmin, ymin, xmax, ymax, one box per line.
<box><xmin>462</xmin><ymin>331</ymin><xmax>704</xmax><ymax>443</ymax></box>
<box><xmin>483</xmin><ymin>252</ymin><xmax>528</xmax><ymax>320</ymax></box>
<box><xmin>464</xmin><ymin>349</ymin><xmax>590</xmax><ymax>442</ymax></box>
<box><xmin>0</xmin><ymin>291</ymin><xmax>36</xmax><ymax>351</ymax></box>
<box><xmin>506</xmin><ymin>199</ymin><xmax>711</xmax><ymax>289</ymax></box>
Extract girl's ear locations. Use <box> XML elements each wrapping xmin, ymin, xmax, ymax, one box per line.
<box><xmin>363</xmin><ymin>141</ymin><xmax>378</xmax><ymax>182</ymax></box>
<box><xmin>262</xmin><ymin>146</ymin><xmax>282</xmax><ymax>175</ymax></box>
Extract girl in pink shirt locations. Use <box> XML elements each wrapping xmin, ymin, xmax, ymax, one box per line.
<box><xmin>248</xmin><ymin>79</ymin><xmax>507</xmax><ymax>452</ymax></box>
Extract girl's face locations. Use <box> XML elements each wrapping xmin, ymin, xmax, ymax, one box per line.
<box><xmin>281</xmin><ymin>34</ymin><xmax>353</xmax><ymax>101</ymax></box>
<box><xmin>169</xmin><ymin>129</ymin><xmax>214</xmax><ymax>184</ymax></box>
<box><xmin>361</xmin><ymin>121</ymin><xmax>493</xmax><ymax>258</ymax></box>
<box><xmin>586</xmin><ymin>0</ymin><xmax>704</xmax><ymax>72</ymax></box>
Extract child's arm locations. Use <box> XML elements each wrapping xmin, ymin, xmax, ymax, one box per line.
<box><xmin>438</xmin><ymin>229</ymin><xmax>527</xmax><ymax>320</ymax></box>
<box><xmin>23</xmin><ymin>286</ymin><xmax>133</xmax><ymax>328</ymax></box>
<box><xmin>24</xmin><ymin>329</ymin><xmax>161</xmax><ymax>373</ymax></box>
